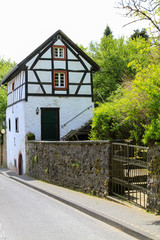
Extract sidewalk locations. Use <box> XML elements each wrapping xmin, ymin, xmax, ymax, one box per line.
<box><xmin>0</xmin><ymin>168</ymin><xmax>160</xmax><ymax>240</ymax></box>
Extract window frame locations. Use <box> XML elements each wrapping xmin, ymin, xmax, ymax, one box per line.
<box><xmin>53</xmin><ymin>45</ymin><xmax>66</xmax><ymax>60</ymax></box>
<box><xmin>53</xmin><ymin>71</ymin><xmax>67</xmax><ymax>90</ymax></box>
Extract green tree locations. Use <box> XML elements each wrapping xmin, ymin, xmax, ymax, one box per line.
<box><xmin>0</xmin><ymin>58</ymin><xmax>15</xmax><ymax>82</ymax></box>
<box><xmin>0</xmin><ymin>58</ymin><xmax>16</xmax><ymax>130</ymax></box>
<box><xmin>90</xmin><ymin>0</ymin><xmax>160</xmax><ymax>145</ymax></box>
<box><xmin>130</xmin><ymin>28</ymin><xmax>149</xmax><ymax>40</ymax></box>
<box><xmin>77</xmin><ymin>44</ymin><xmax>88</xmax><ymax>54</ymax></box>
<box><xmin>90</xmin><ymin>35</ymin><xmax>151</xmax><ymax>102</ymax></box>
<box><xmin>90</xmin><ymin>42</ymin><xmax>160</xmax><ymax>145</ymax></box>
<box><xmin>104</xmin><ymin>25</ymin><xmax>113</xmax><ymax>37</ymax></box>
<box><xmin>0</xmin><ymin>86</ymin><xmax>7</xmax><ymax>130</ymax></box>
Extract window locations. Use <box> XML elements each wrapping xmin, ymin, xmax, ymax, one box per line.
<box><xmin>55</xmin><ymin>48</ymin><xmax>64</xmax><ymax>58</ymax></box>
<box><xmin>53</xmin><ymin>45</ymin><xmax>66</xmax><ymax>60</ymax></box>
<box><xmin>12</xmin><ymin>82</ymin><xmax>15</xmax><ymax>92</ymax></box>
<box><xmin>55</xmin><ymin>73</ymin><xmax>65</xmax><ymax>87</ymax></box>
<box><xmin>15</xmin><ymin>118</ymin><xmax>19</xmax><ymax>132</ymax></box>
<box><xmin>53</xmin><ymin>71</ymin><xmax>67</xmax><ymax>90</ymax></box>
<box><xmin>9</xmin><ymin>118</ymin><xmax>11</xmax><ymax>131</ymax></box>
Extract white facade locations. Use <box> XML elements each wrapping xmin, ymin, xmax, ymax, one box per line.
<box><xmin>3</xmin><ymin>30</ymin><xmax>99</xmax><ymax>174</ymax></box>
<box><xmin>6</xmin><ymin>102</ymin><xmax>26</xmax><ymax>172</ymax></box>
<box><xmin>6</xmin><ymin>97</ymin><xmax>94</xmax><ymax>173</ymax></box>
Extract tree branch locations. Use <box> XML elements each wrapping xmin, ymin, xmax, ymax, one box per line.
<box><xmin>116</xmin><ymin>0</ymin><xmax>160</xmax><ymax>33</ymax></box>
<box><xmin>122</xmin><ymin>18</ymin><xmax>148</xmax><ymax>27</ymax></box>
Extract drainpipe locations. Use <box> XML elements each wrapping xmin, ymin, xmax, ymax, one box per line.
<box><xmin>1</xmin><ymin>133</ymin><xmax>3</xmax><ymax>166</ymax></box>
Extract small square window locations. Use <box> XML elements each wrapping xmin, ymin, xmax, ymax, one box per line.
<box><xmin>53</xmin><ymin>45</ymin><xmax>66</xmax><ymax>60</ymax></box>
<box><xmin>15</xmin><ymin>118</ymin><xmax>19</xmax><ymax>132</ymax></box>
<box><xmin>54</xmin><ymin>47</ymin><xmax>64</xmax><ymax>58</ymax></box>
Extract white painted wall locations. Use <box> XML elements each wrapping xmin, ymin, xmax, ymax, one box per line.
<box><xmin>24</xmin><ymin>96</ymin><xmax>94</xmax><ymax>141</ymax></box>
<box><xmin>6</xmin><ymin>95</ymin><xmax>94</xmax><ymax>174</ymax></box>
<box><xmin>54</xmin><ymin>60</ymin><xmax>66</xmax><ymax>69</ymax></box>
<box><xmin>6</xmin><ymin>101</ymin><xmax>26</xmax><ymax>173</ymax></box>
<box><xmin>7</xmin><ymin>71</ymin><xmax>25</xmax><ymax>106</ymax></box>
<box><xmin>34</xmin><ymin>60</ymin><xmax>51</xmax><ymax>69</ymax></box>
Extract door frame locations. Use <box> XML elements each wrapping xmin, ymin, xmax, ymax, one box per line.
<box><xmin>41</xmin><ymin>108</ymin><xmax>60</xmax><ymax>141</ymax></box>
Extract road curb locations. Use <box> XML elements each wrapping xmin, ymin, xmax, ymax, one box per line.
<box><xmin>6</xmin><ymin>175</ymin><xmax>154</xmax><ymax>240</ymax></box>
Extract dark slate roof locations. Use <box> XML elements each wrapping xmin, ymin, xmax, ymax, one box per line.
<box><xmin>1</xmin><ymin>30</ymin><xmax>99</xmax><ymax>85</ymax></box>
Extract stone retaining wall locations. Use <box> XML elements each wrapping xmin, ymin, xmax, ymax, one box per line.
<box><xmin>147</xmin><ymin>145</ymin><xmax>160</xmax><ymax>214</ymax></box>
<box><xmin>25</xmin><ymin>140</ymin><xmax>160</xmax><ymax>213</ymax></box>
<box><xmin>26</xmin><ymin>141</ymin><xmax>111</xmax><ymax>198</ymax></box>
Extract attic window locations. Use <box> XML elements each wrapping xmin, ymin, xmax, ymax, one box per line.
<box><xmin>53</xmin><ymin>45</ymin><xmax>66</xmax><ymax>60</ymax></box>
<box><xmin>53</xmin><ymin>71</ymin><xmax>67</xmax><ymax>90</ymax></box>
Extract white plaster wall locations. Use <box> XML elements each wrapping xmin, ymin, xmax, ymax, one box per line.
<box><xmin>6</xmin><ymin>90</ymin><xmax>94</xmax><ymax>175</ymax></box>
<box><xmin>79</xmin><ymin>86</ymin><xmax>91</xmax><ymax>95</ymax></box>
<box><xmin>28</xmin><ymin>84</ymin><xmax>43</xmax><ymax>94</ymax></box>
<box><xmin>43</xmin><ymin>85</ymin><xmax>52</xmax><ymax>94</ymax></box>
<box><xmin>7</xmin><ymin>71</ymin><xmax>25</xmax><ymax>93</ymax></box>
<box><xmin>28</xmin><ymin>71</ymin><xmax>38</xmax><ymax>82</ymax></box>
<box><xmin>69</xmin><ymin>72</ymin><xmax>83</xmax><ymax>83</ymax></box>
<box><xmin>54</xmin><ymin>39</ymin><xmax>64</xmax><ymax>46</ymax></box>
<box><xmin>24</xmin><ymin>96</ymin><xmax>94</xmax><ymax>141</ymax></box>
<box><xmin>7</xmin><ymin>94</ymin><xmax>12</xmax><ymax>106</ymax></box>
<box><xmin>6</xmin><ymin>101</ymin><xmax>26</xmax><ymax>173</ymax></box>
<box><xmin>7</xmin><ymin>71</ymin><xmax>25</xmax><ymax>106</ymax></box>
<box><xmin>28</xmin><ymin>70</ymin><xmax>52</xmax><ymax>91</ymax></box>
<box><xmin>79</xmin><ymin>56</ymin><xmax>91</xmax><ymax>71</ymax></box>
<box><xmin>83</xmin><ymin>73</ymin><xmax>91</xmax><ymax>83</ymax></box>
<box><xmin>27</xmin><ymin>55</ymin><xmax>38</xmax><ymax>68</ymax></box>
<box><xmin>36</xmin><ymin>71</ymin><xmax>52</xmax><ymax>82</ymax></box>
<box><xmin>54</xmin><ymin>90</ymin><xmax>67</xmax><ymax>95</ymax></box>
<box><xmin>67</xmin><ymin>50</ymin><xmax>77</xmax><ymax>60</ymax></box>
<box><xmin>68</xmin><ymin>61</ymin><xmax>85</xmax><ymax>71</ymax></box>
<box><xmin>69</xmin><ymin>85</ymin><xmax>77</xmax><ymax>94</ymax></box>
<box><xmin>41</xmin><ymin>49</ymin><xmax>51</xmax><ymax>58</ymax></box>
<box><xmin>34</xmin><ymin>60</ymin><xmax>51</xmax><ymax>69</ymax></box>
<box><xmin>54</xmin><ymin>61</ymin><xmax>66</xmax><ymax>69</ymax></box>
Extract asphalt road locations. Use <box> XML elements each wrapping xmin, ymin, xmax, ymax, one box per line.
<box><xmin>0</xmin><ymin>174</ymin><xmax>137</xmax><ymax>240</ymax></box>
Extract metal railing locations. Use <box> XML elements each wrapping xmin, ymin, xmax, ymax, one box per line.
<box><xmin>61</xmin><ymin>105</ymin><xmax>92</xmax><ymax>128</ymax></box>
<box><xmin>111</xmin><ymin>143</ymin><xmax>149</xmax><ymax>209</ymax></box>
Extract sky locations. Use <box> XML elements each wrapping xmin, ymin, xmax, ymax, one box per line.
<box><xmin>0</xmin><ymin>0</ymin><xmax>148</xmax><ymax>63</ymax></box>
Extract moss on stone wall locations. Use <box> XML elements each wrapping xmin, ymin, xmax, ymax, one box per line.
<box><xmin>26</xmin><ymin>141</ymin><xmax>111</xmax><ymax>198</ymax></box>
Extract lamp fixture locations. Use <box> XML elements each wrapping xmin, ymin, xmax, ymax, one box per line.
<box><xmin>36</xmin><ymin>107</ymin><xmax>39</xmax><ymax>115</ymax></box>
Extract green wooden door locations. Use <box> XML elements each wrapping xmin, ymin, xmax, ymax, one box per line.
<box><xmin>41</xmin><ymin>108</ymin><xmax>59</xmax><ymax>141</ymax></box>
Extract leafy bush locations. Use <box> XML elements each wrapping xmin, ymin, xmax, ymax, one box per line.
<box><xmin>90</xmin><ymin>48</ymin><xmax>160</xmax><ymax>145</ymax></box>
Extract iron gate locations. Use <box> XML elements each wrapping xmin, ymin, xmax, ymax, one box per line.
<box><xmin>111</xmin><ymin>143</ymin><xmax>148</xmax><ymax>209</ymax></box>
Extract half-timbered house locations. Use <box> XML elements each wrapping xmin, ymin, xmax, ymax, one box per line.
<box><xmin>1</xmin><ymin>30</ymin><xmax>99</xmax><ymax>174</ymax></box>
